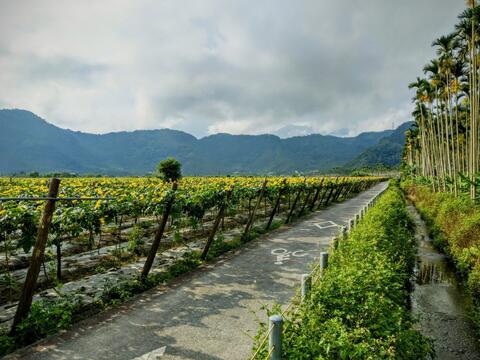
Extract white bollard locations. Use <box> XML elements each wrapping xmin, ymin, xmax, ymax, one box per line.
<box><xmin>320</xmin><ymin>251</ymin><xmax>329</xmax><ymax>275</ymax></box>
<box><xmin>349</xmin><ymin>218</ymin><xmax>354</xmax><ymax>231</ymax></box>
<box><xmin>301</xmin><ymin>273</ymin><xmax>311</xmax><ymax>302</ymax></box>
<box><xmin>269</xmin><ymin>315</ymin><xmax>283</xmax><ymax>360</ymax></box>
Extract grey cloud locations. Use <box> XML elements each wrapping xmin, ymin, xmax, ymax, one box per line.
<box><xmin>0</xmin><ymin>0</ymin><xmax>466</xmax><ymax>137</ymax></box>
<box><xmin>21</xmin><ymin>55</ymin><xmax>109</xmax><ymax>84</ymax></box>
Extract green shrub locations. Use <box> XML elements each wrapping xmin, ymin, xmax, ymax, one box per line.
<box><xmin>0</xmin><ymin>335</ymin><xmax>15</xmax><ymax>357</ymax></box>
<box><xmin>469</xmin><ymin>265</ymin><xmax>480</xmax><ymax>304</ymax></box>
<box><xmin>13</xmin><ymin>295</ymin><xmax>82</xmax><ymax>347</ymax></box>
<box><xmin>127</xmin><ymin>225</ymin><xmax>146</xmax><ymax>256</ymax></box>
<box><xmin>207</xmin><ymin>235</ymin><xmax>240</xmax><ymax>260</ymax></box>
<box><xmin>157</xmin><ymin>157</ymin><xmax>182</xmax><ymax>182</ymax></box>
<box><xmin>252</xmin><ymin>184</ymin><xmax>432</xmax><ymax>359</ymax></box>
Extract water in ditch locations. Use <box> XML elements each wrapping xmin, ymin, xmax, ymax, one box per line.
<box><xmin>408</xmin><ymin>203</ymin><xmax>480</xmax><ymax>359</ymax></box>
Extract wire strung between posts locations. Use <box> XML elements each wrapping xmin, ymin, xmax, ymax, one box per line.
<box><xmin>264</xmin><ymin>345</ymin><xmax>275</xmax><ymax>359</ymax></box>
<box><xmin>281</xmin><ymin>287</ymin><xmax>302</xmax><ymax>317</ymax></box>
<box><xmin>249</xmin><ymin>257</ymin><xmax>329</xmax><ymax>360</ymax></box>
<box><xmin>0</xmin><ymin>197</ymin><xmax>114</xmax><ymax>202</ymax></box>
<box><xmin>249</xmin><ymin>322</ymin><xmax>275</xmax><ymax>360</ymax></box>
<box><xmin>282</xmin><ymin>260</ymin><xmax>326</xmax><ymax>319</ymax></box>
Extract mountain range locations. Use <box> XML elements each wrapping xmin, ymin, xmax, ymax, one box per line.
<box><xmin>0</xmin><ymin>109</ymin><xmax>411</xmax><ymax>175</ymax></box>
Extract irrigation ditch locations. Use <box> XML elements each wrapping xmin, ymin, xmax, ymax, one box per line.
<box><xmin>409</xmin><ymin>203</ymin><xmax>480</xmax><ymax>359</ymax></box>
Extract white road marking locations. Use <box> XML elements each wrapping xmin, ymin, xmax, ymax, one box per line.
<box><xmin>132</xmin><ymin>346</ymin><xmax>167</xmax><ymax>359</ymax></box>
<box><xmin>271</xmin><ymin>248</ymin><xmax>309</xmax><ymax>265</ymax></box>
<box><xmin>314</xmin><ymin>220</ymin><xmax>339</xmax><ymax>229</ymax></box>
<box><xmin>271</xmin><ymin>248</ymin><xmax>289</xmax><ymax>256</ymax></box>
<box><xmin>292</xmin><ymin>250</ymin><xmax>308</xmax><ymax>257</ymax></box>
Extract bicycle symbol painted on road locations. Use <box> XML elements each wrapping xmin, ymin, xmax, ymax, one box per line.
<box><xmin>271</xmin><ymin>248</ymin><xmax>309</xmax><ymax>265</ymax></box>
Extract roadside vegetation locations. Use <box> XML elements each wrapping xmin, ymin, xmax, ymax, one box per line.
<box><xmin>252</xmin><ymin>182</ymin><xmax>433</xmax><ymax>359</ymax></box>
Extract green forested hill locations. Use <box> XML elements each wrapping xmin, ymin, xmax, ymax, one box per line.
<box><xmin>0</xmin><ymin>109</ymin><xmax>407</xmax><ymax>175</ymax></box>
<box><xmin>345</xmin><ymin>121</ymin><xmax>413</xmax><ymax>169</ymax></box>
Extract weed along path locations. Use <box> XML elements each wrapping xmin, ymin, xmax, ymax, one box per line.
<box><xmin>6</xmin><ymin>182</ymin><xmax>388</xmax><ymax>360</ymax></box>
<box><xmin>408</xmin><ymin>204</ymin><xmax>480</xmax><ymax>359</ymax></box>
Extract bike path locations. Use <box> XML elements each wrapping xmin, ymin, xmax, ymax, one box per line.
<box><xmin>7</xmin><ymin>182</ymin><xmax>388</xmax><ymax>360</ymax></box>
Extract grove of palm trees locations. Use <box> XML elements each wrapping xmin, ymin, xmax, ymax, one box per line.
<box><xmin>405</xmin><ymin>1</ymin><xmax>480</xmax><ymax>198</ymax></box>
<box><xmin>403</xmin><ymin>1</ymin><xmax>480</xmax><ymax>352</ymax></box>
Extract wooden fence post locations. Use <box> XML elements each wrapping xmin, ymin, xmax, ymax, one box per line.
<box><xmin>266</xmin><ymin>180</ymin><xmax>287</xmax><ymax>231</ymax></box>
<box><xmin>308</xmin><ymin>179</ymin><xmax>324</xmax><ymax>211</ymax></box>
<box><xmin>298</xmin><ymin>188</ymin><xmax>313</xmax><ymax>216</ymax></box>
<box><xmin>308</xmin><ymin>187</ymin><xmax>320</xmax><ymax>211</ymax></box>
<box><xmin>11</xmin><ymin>178</ymin><xmax>60</xmax><ymax>334</ymax></box>
<box><xmin>333</xmin><ymin>178</ymin><xmax>348</xmax><ymax>201</ymax></box>
<box><xmin>201</xmin><ymin>189</ymin><xmax>233</xmax><ymax>260</ymax></box>
<box><xmin>285</xmin><ymin>186</ymin><xmax>303</xmax><ymax>224</ymax></box>
<box><xmin>328</xmin><ymin>178</ymin><xmax>342</xmax><ymax>203</ymax></box>
<box><xmin>323</xmin><ymin>178</ymin><xmax>340</xmax><ymax>206</ymax></box>
<box><xmin>348</xmin><ymin>182</ymin><xmax>358</xmax><ymax>195</ymax></box>
<box><xmin>341</xmin><ymin>181</ymin><xmax>355</xmax><ymax>200</ymax></box>
<box><xmin>359</xmin><ymin>180</ymin><xmax>368</xmax><ymax>193</ymax></box>
<box><xmin>316</xmin><ymin>185</ymin><xmax>329</xmax><ymax>210</ymax></box>
<box><xmin>242</xmin><ymin>179</ymin><xmax>267</xmax><ymax>241</ymax></box>
<box><xmin>365</xmin><ymin>180</ymin><xmax>372</xmax><ymax>191</ymax></box>
<box><xmin>332</xmin><ymin>178</ymin><xmax>346</xmax><ymax>202</ymax></box>
<box><xmin>141</xmin><ymin>182</ymin><xmax>178</xmax><ymax>281</ymax></box>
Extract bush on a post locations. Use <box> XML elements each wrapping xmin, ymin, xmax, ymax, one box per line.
<box><xmin>141</xmin><ymin>158</ymin><xmax>182</xmax><ymax>281</ymax></box>
<box><xmin>157</xmin><ymin>157</ymin><xmax>182</xmax><ymax>183</ymax></box>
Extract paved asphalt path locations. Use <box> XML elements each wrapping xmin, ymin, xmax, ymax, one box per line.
<box><xmin>7</xmin><ymin>182</ymin><xmax>388</xmax><ymax>360</ymax></box>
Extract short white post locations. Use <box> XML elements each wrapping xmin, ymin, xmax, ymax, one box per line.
<box><xmin>269</xmin><ymin>315</ymin><xmax>283</xmax><ymax>360</ymax></box>
<box><xmin>348</xmin><ymin>218</ymin><xmax>354</xmax><ymax>231</ymax></box>
<box><xmin>320</xmin><ymin>251</ymin><xmax>329</xmax><ymax>275</ymax></box>
<box><xmin>301</xmin><ymin>273</ymin><xmax>311</xmax><ymax>302</ymax></box>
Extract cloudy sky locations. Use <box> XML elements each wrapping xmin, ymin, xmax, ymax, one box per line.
<box><xmin>0</xmin><ymin>0</ymin><xmax>465</xmax><ymax>137</ymax></box>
